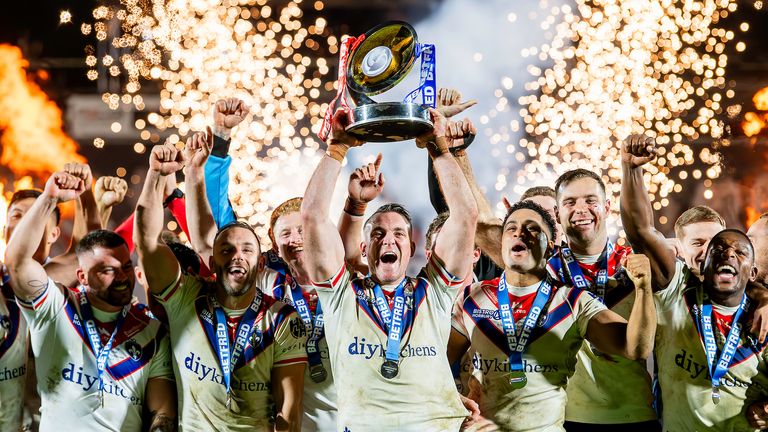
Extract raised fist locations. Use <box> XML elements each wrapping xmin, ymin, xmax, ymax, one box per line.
<box><xmin>437</xmin><ymin>88</ymin><xmax>477</xmax><ymax>119</ymax></box>
<box><xmin>43</xmin><ymin>171</ymin><xmax>85</xmax><ymax>203</ymax></box>
<box><xmin>183</xmin><ymin>129</ymin><xmax>213</xmax><ymax>170</ymax></box>
<box><xmin>63</xmin><ymin>162</ymin><xmax>93</xmax><ymax>189</ymax></box>
<box><xmin>623</xmin><ymin>254</ymin><xmax>651</xmax><ymax>290</ymax></box>
<box><xmin>213</xmin><ymin>98</ymin><xmax>250</xmax><ymax>138</ymax></box>
<box><xmin>621</xmin><ymin>134</ymin><xmax>657</xmax><ymax>168</ymax></box>
<box><xmin>149</xmin><ymin>142</ymin><xmax>185</xmax><ymax>175</ymax></box>
<box><xmin>445</xmin><ymin>117</ymin><xmax>477</xmax><ymax>151</ymax></box>
<box><xmin>348</xmin><ymin>154</ymin><xmax>385</xmax><ymax>204</ymax></box>
<box><xmin>94</xmin><ymin>176</ymin><xmax>128</xmax><ymax>209</ymax></box>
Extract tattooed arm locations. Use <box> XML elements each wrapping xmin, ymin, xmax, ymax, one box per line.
<box><xmin>146</xmin><ymin>377</ymin><xmax>177</xmax><ymax>432</ymax></box>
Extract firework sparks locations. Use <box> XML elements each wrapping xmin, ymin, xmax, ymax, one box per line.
<box><xmin>499</xmin><ymin>0</ymin><xmax>744</xmax><ymax>234</ymax></box>
<box><xmin>75</xmin><ymin>0</ymin><xmax>333</xmax><ymax>235</ymax></box>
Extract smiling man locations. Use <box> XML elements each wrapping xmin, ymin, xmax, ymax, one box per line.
<box><xmin>547</xmin><ymin>168</ymin><xmax>658</xmax><ymax>431</ymax></box>
<box><xmin>300</xmin><ymin>107</ymin><xmax>478</xmax><ymax>431</ymax></box>
<box><xmin>4</xmin><ymin>171</ymin><xmax>176</xmax><ymax>431</ymax></box>
<box><xmin>449</xmin><ymin>200</ymin><xmax>656</xmax><ymax>431</ymax></box>
<box><xmin>654</xmin><ymin>229</ymin><xmax>768</xmax><ymax>431</ymax></box>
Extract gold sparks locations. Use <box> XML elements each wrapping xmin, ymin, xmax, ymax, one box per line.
<box><xmin>508</xmin><ymin>0</ymin><xmax>741</xmax><ymax>230</ymax></box>
<box><xmin>76</xmin><ymin>0</ymin><xmax>334</xmax><ymax>239</ymax></box>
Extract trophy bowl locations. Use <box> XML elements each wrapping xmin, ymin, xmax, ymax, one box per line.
<box><xmin>343</xmin><ymin>21</ymin><xmax>435</xmax><ymax>142</ymax></box>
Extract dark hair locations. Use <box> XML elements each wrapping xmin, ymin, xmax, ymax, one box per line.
<box><xmin>521</xmin><ymin>186</ymin><xmax>556</xmax><ymax>201</ymax></box>
<box><xmin>425</xmin><ymin>212</ymin><xmax>450</xmax><ymax>250</ymax></box>
<box><xmin>554</xmin><ymin>169</ymin><xmax>606</xmax><ymax>200</ymax></box>
<box><xmin>502</xmin><ymin>200</ymin><xmax>558</xmax><ymax>240</ymax></box>
<box><xmin>214</xmin><ymin>220</ymin><xmax>261</xmax><ymax>248</ymax></box>
<box><xmin>75</xmin><ymin>230</ymin><xmax>128</xmax><ymax>256</ymax></box>
<box><xmin>364</xmin><ymin>203</ymin><xmax>413</xmax><ymax>239</ymax></box>
<box><xmin>674</xmin><ymin>206</ymin><xmax>726</xmax><ymax>239</ymax></box>
<box><xmin>9</xmin><ymin>189</ymin><xmax>61</xmax><ymax>226</ymax></box>
<box><xmin>166</xmin><ymin>241</ymin><xmax>202</xmax><ymax>275</ymax></box>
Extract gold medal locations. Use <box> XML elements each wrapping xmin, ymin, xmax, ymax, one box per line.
<box><xmin>509</xmin><ymin>370</ymin><xmax>527</xmax><ymax>389</ymax></box>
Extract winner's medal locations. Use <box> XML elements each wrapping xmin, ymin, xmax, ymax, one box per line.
<box><xmin>380</xmin><ymin>360</ymin><xmax>399</xmax><ymax>379</ymax></box>
<box><xmin>508</xmin><ymin>370</ymin><xmax>527</xmax><ymax>389</ymax></box>
<box><xmin>310</xmin><ymin>364</ymin><xmax>328</xmax><ymax>383</ymax></box>
<box><xmin>711</xmin><ymin>386</ymin><xmax>721</xmax><ymax>405</ymax></box>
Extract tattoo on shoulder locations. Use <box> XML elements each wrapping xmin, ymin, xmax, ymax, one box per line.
<box><xmin>25</xmin><ymin>279</ymin><xmax>48</xmax><ymax>300</ymax></box>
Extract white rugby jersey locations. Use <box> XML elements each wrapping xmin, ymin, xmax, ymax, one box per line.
<box><xmin>266</xmin><ymin>270</ymin><xmax>337</xmax><ymax>432</ymax></box>
<box><xmin>453</xmin><ymin>277</ymin><xmax>606</xmax><ymax>431</ymax></box>
<box><xmin>17</xmin><ymin>279</ymin><xmax>173</xmax><ymax>432</ymax></box>
<box><xmin>316</xmin><ymin>256</ymin><xmax>468</xmax><ymax>432</ymax></box>
<box><xmin>0</xmin><ymin>286</ymin><xmax>28</xmax><ymax>431</ymax></box>
<box><xmin>655</xmin><ymin>261</ymin><xmax>768</xmax><ymax>432</ymax></box>
<box><xmin>547</xmin><ymin>245</ymin><xmax>657</xmax><ymax>424</ymax></box>
<box><xmin>156</xmin><ymin>273</ymin><xmax>307</xmax><ymax>431</ymax></box>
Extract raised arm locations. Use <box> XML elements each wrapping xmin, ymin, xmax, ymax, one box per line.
<box><xmin>422</xmin><ymin>109</ymin><xmax>479</xmax><ymax>278</ymax></box>
<box><xmin>205</xmin><ymin>98</ymin><xmax>250</xmax><ymax>227</ymax></box>
<box><xmin>585</xmin><ymin>254</ymin><xmax>656</xmax><ymax>360</ymax></box>
<box><xmin>183</xmin><ymin>130</ymin><xmax>218</xmax><ymax>266</ymax></box>
<box><xmin>301</xmin><ymin>108</ymin><xmax>362</xmax><ymax>282</ymax></box>
<box><xmin>5</xmin><ymin>172</ymin><xmax>84</xmax><ymax>300</ymax></box>
<box><xmin>620</xmin><ymin>134</ymin><xmax>677</xmax><ymax>290</ymax></box>
<box><xmin>134</xmin><ymin>143</ymin><xmax>184</xmax><ymax>294</ymax></box>
<box><xmin>337</xmin><ymin>154</ymin><xmax>384</xmax><ymax>274</ymax></box>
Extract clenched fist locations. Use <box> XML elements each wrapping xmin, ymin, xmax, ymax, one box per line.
<box><xmin>43</xmin><ymin>171</ymin><xmax>86</xmax><ymax>203</ymax></box>
<box><xmin>94</xmin><ymin>176</ymin><xmax>128</xmax><ymax>209</ymax></box>
<box><xmin>623</xmin><ymin>254</ymin><xmax>652</xmax><ymax>290</ymax></box>
<box><xmin>149</xmin><ymin>142</ymin><xmax>185</xmax><ymax>175</ymax></box>
<box><xmin>621</xmin><ymin>134</ymin><xmax>657</xmax><ymax>168</ymax></box>
<box><xmin>213</xmin><ymin>98</ymin><xmax>250</xmax><ymax>139</ymax></box>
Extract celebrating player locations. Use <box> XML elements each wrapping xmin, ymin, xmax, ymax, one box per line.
<box><xmin>300</xmin><ymin>106</ymin><xmax>478</xmax><ymax>430</ymax></box>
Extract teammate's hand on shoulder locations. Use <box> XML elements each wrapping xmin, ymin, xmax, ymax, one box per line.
<box><xmin>621</xmin><ymin>134</ymin><xmax>657</xmax><ymax>168</ymax></box>
<box><xmin>746</xmin><ymin>400</ymin><xmax>768</xmax><ymax>429</ymax></box>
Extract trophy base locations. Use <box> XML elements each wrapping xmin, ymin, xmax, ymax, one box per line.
<box><xmin>347</xmin><ymin>102</ymin><xmax>432</xmax><ymax>142</ymax></box>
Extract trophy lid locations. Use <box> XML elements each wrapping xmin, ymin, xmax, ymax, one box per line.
<box><xmin>347</xmin><ymin>21</ymin><xmax>419</xmax><ymax>96</ymax></box>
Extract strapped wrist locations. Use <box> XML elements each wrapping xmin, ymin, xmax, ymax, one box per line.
<box><xmin>327</xmin><ymin>143</ymin><xmax>350</xmax><ymax>162</ymax></box>
<box><xmin>343</xmin><ymin>197</ymin><xmax>367</xmax><ymax>217</ymax></box>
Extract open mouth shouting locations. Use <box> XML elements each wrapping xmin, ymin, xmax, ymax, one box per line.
<box><xmin>110</xmin><ymin>281</ymin><xmax>132</xmax><ymax>292</ymax></box>
<box><xmin>227</xmin><ymin>265</ymin><xmax>248</xmax><ymax>283</ymax></box>
<box><xmin>508</xmin><ymin>240</ymin><xmax>529</xmax><ymax>258</ymax></box>
<box><xmin>379</xmin><ymin>251</ymin><xmax>399</xmax><ymax>265</ymax></box>
<box><xmin>713</xmin><ymin>263</ymin><xmax>738</xmax><ymax>285</ymax></box>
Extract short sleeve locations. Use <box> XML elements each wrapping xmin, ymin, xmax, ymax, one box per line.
<box><xmin>147</xmin><ymin>333</ymin><xmax>175</xmax><ymax>380</ymax></box>
<box><xmin>16</xmin><ymin>278</ymin><xmax>67</xmax><ymax>330</ymax></box>
<box><xmin>573</xmin><ymin>289</ymin><xmax>609</xmax><ymax>337</ymax></box>
<box><xmin>273</xmin><ymin>308</ymin><xmax>309</xmax><ymax>367</ymax></box>
<box><xmin>153</xmin><ymin>272</ymin><xmax>201</xmax><ymax>318</ymax></box>
<box><xmin>654</xmin><ymin>260</ymin><xmax>688</xmax><ymax>311</ymax></box>
<box><xmin>312</xmin><ymin>264</ymin><xmax>352</xmax><ymax>316</ymax></box>
<box><xmin>423</xmin><ymin>255</ymin><xmax>465</xmax><ymax>314</ymax></box>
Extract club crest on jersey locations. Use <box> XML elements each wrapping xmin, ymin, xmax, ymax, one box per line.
<box><xmin>125</xmin><ymin>339</ymin><xmax>142</xmax><ymax>361</ymax></box>
<box><xmin>251</xmin><ymin>329</ymin><xmax>263</xmax><ymax>347</ymax></box>
<box><xmin>289</xmin><ymin>317</ymin><xmax>307</xmax><ymax>339</ymax></box>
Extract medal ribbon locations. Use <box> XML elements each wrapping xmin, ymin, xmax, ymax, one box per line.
<box><xmin>286</xmin><ymin>275</ymin><xmax>324</xmax><ymax>369</ymax></box>
<box><xmin>319</xmin><ymin>35</ymin><xmax>365</xmax><ymax>142</ymax></box>
<box><xmin>370</xmin><ymin>277</ymin><xmax>412</xmax><ymax>365</ymax></box>
<box><xmin>210</xmin><ymin>290</ymin><xmax>263</xmax><ymax>402</ymax></box>
<box><xmin>403</xmin><ymin>44</ymin><xmax>436</xmax><ymax>108</ymax></box>
<box><xmin>496</xmin><ymin>274</ymin><xmax>553</xmax><ymax>373</ymax></box>
<box><xmin>76</xmin><ymin>287</ymin><xmax>129</xmax><ymax>404</ymax></box>
<box><xmin>557</xmin><ymin>243</ymin><xmax>612</xmax><ymax>302</ymax></box>
<box><xmin>693</xmin><ymin>292</ymin><xmax>748</xmax><ymax>395</ymax></box>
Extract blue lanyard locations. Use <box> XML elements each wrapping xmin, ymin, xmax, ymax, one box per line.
<box><xmin>558</xmin><ymin>243</ymin><xmax>612</xmax><ymax>301</ymax></box>
<box><xmin>210</xmin><ymin>290</ymin><xmax>262</xmax><ymax>410</ymax></box>
<box><xmin>693</xmin><ymin>292</ymin><xmax>748</xmax><ymax>404</ymax></box>
<box><xmin>403</xmin><ymin>44</ymin><xmax>436</xmax><ymax>108</ymax></box>
<box><xmin>496</xmin><ymin>274</ymin><xmax>553</xmax><ymax>373</ymax></box>
<box><xmin>370</xmin><ymin>278</ymin><xmax>412</xmax><ymax>368</ymax></box>
<box><xmin>76</xmin><ymin>287</ymin><xmax>129</xmax><ymax>407</ymax></box>
<box><xmin>286</xmin><ymin>276</ymin><xmax>325</xmax><ymax>369</ymax></box>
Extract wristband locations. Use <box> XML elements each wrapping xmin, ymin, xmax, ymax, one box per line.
<box><xmin>327</xmin><ymin>143</ymin><xmax>350</xmax><ymax>162</ymax></box>
<box><xmin>163</xmin><ymin>188</ymin><xmax>184</xmax><ymax>208</ymax></box>
<box><xmin>343</xmin><ymin>198</ymin><xmax>367</xmax><ymax>217</ymax></box>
